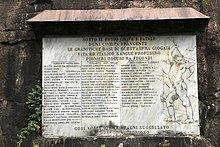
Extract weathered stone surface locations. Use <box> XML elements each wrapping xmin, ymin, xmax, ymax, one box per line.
<box><xmin>0</xmin><ymin>0</ymin><xmax>220</xmax><ymax>147</ymax></box>
<box><xmin>0</xmin><ymin>31</ymin><xmax>35</xmax><ymax>43</ymax></box>
<box><xmin>0</xmin><ymin>127</ymin><xmax>5</xmax><ymax>147</ymax></box>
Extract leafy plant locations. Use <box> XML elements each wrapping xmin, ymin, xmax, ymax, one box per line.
<box><xmin>17</xmin><ymin>85</ymin><xmax>43</xmax><ymax>147</ymax></box>
<box><xmin>202</xmin><ymin>0</ymin><xmax>209</xmax><ymax>7</ymax></box>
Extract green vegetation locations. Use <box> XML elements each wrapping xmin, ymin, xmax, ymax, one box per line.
<box><xmin>17</xmin><ymin>85</ymin><xmax>43</xmax><ymax>147</ymax></box>
<box><xmin>202</xmin><ymin>0</ymin><xmax>209</xmax><ymax>7</ymax></box>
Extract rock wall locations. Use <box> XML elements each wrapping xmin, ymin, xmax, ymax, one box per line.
<box><xmin>0</xmin><ymin>0</ymin><xmax>219</xmax><ymax>147</ymax></box>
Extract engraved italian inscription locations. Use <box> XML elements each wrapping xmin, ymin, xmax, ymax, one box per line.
<box><xmin>42</xmin><ymin>36</ymin><xmax>199</xmax><ymax>138</ymax></box>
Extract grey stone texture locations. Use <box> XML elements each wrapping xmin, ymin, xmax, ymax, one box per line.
<box><xmin>0</xmin><ymin>0</ymin><xmax>220</xmax><ymax>147</ymax></box>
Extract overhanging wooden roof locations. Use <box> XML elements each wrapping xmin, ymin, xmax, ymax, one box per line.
<box><xmin>27</xmin><ymin>7</ymin><xmax>210</xmax><ymax>22</ymax></box>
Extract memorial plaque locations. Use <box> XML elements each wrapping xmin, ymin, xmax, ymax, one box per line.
<box><xmin>42</xmin><ymin>36</ymin><xmax>199</xmax><ymax>138</ymax></box>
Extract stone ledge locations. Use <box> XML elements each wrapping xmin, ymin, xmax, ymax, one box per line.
<box><xmin>27</xmin><ymin>7</ymin><xmax>210</xmax><ymax>22</ymax></box>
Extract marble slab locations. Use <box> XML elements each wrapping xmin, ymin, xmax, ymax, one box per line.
<box><xmin>42</xmin><ymin>36</ymin><xmax>199</xmax><ymax>138</ymax></box>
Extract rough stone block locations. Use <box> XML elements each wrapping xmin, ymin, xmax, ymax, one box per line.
<box><xmin>0</xmin><ymin>31</ymin><xmax>35</xmax><ymax>43</ymax></box>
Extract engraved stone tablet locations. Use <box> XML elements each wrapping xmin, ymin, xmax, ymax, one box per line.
<box><xmin>42</xmin><ymin>36</ymin><xmax>199</xmax><ymax>138</ymax></box>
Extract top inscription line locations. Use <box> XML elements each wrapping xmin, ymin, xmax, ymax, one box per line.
<box><xmin>82</xmin><ymin>36</ymin><xmax>156</xmax><ymax>42</ymax></box>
